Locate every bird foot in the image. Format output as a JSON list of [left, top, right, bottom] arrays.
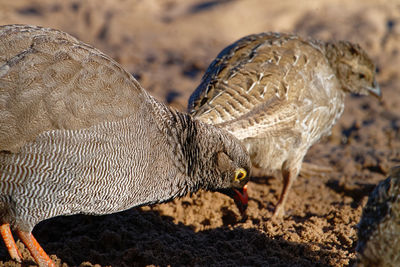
[[271, 203, 285, 219], [0, 223, 22, 262], [16, 230, 56, 267]]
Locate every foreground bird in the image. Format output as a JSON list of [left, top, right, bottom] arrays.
[[188, 32, 380, 217], [0, 25, 251, 266], [357, 166, 400, 267]]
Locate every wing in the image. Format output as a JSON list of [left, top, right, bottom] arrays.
[[188, 32, 329, 140], [0, 25, 146, 152], [217, 97, 299, 140]]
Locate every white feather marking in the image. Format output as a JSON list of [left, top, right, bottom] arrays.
[[208, 91, 223, 105], [261, 84, 268, 98], [275, 55, 281, 65], [0, 64, 10, 78], [293, 55, 299, 66], [247, 81, 257, 93], [199, 106, 214, 116]]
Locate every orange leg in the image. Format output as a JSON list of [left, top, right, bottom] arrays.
[[16, 230, 55, 267], [0, 223, 22, 262]]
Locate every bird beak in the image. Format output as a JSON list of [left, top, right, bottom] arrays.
[[233, 184, 248, 216], [366, 79, 382, 99], [217, 184, 248, 216]]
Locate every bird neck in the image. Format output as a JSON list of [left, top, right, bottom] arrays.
[[147, 94, 221, 193], [323, 41, 353, 91], [323, 42, 341, 69]]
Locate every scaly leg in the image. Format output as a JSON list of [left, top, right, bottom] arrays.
[[0, 223, 22, 262], [272, 161, 298, 218], [16, 230, 55, 267]]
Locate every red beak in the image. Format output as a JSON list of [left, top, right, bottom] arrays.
[[233, 184, 248, 215]]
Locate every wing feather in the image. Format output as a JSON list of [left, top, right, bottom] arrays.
[[189, 32, 328, 139], [0, 25, 146, 152]]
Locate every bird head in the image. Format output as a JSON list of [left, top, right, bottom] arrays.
[[327, 41, 381, 99], [180, 117, 251, 216], [205, 127, 251, 216], [214, 151, 250, 215]]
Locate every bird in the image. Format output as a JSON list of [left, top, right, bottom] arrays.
[[0, 24, 251, 267], [356, 166, 400, 267], [188, 32, 380, 218]]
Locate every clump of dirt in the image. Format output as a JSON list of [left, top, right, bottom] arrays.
[[0, 0, 399, 266]]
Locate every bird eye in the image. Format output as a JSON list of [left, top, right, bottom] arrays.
[[234, 168, 247, 181], [358, 73, 366, 79]]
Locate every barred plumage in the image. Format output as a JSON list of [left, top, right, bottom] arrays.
[[357, 166, 400, 266], [0, 24, 251, 266]]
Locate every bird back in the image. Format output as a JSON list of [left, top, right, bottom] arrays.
[[0, 25, 146, 152]]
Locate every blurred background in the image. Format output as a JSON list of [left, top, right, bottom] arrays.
[[0, 0, 399, 266], [1, 0, 398, 110]]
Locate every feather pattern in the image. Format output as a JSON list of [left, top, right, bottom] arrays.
[[189, 32, 379, 216], [0, 25, 251, 266]]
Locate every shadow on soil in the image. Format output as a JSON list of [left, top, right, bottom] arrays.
[[0, 207, 337, 266]]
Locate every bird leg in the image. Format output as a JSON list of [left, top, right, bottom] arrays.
[[16, 230, 55, 267], [272, 161, 296, 218], [0, 223, 22, 262]]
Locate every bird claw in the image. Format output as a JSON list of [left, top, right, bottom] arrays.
[[272, 205, 285, 219], [0, 223, 22, 262], [16, 230, 56, 267]]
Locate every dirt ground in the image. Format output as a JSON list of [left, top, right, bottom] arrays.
[[0, 0, 399, 266]]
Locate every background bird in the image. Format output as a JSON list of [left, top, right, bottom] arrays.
[[188, 32, 380, 218], [0, 24, 251, 266], [356, 166, 400, 267]]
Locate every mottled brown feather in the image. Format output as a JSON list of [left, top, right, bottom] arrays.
[[188, 32, 379, 216]]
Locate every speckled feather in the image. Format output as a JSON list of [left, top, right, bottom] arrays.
[[0, 25, 251, 235], [357, 166, 400, 267], [188, 32, 379, 215]]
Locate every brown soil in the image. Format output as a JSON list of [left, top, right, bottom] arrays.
[[0, 0, 399, 266]]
